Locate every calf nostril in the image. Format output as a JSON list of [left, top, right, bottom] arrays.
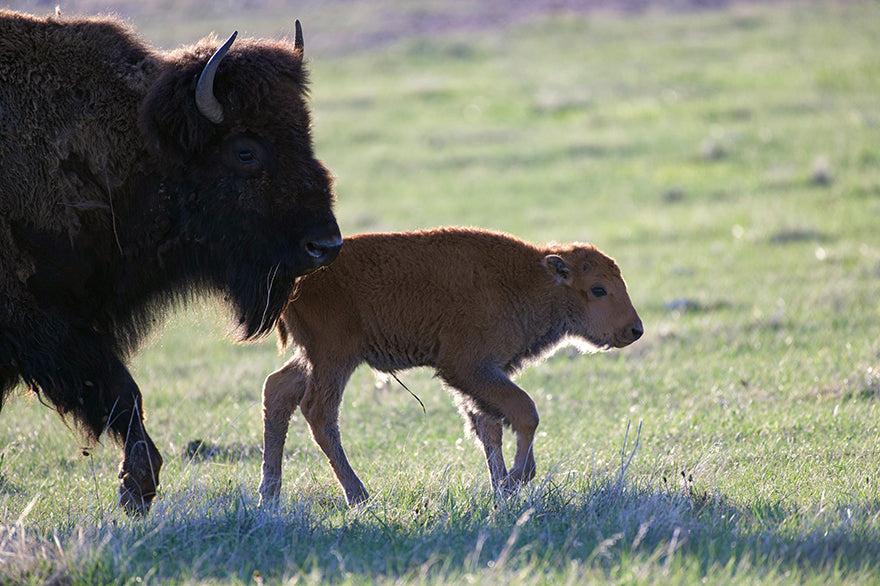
[[631, 325, 644, 340]]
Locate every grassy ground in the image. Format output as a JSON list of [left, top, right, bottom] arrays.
[[2, 0, 880, 583]]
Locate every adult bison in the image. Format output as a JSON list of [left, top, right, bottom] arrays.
[[0, 10, 342, 514], [259, 227, 642, 506]]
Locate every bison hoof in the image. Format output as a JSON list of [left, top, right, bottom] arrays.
[[118, 473, 157, 516]]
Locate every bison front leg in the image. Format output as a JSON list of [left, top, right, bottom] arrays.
[[104, 358, 163, 516], [5, 313, 161, 515], [260, 356, 310, 504], [299, 369, 367, 506]]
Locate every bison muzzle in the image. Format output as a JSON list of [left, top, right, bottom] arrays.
[[259, 227, 642, 506]]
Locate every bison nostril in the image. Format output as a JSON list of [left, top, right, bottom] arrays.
[[305, 235, 343, 263]]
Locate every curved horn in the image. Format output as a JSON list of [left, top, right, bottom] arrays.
[[294, 20, 303, 53], [195, 30, 238, 124]]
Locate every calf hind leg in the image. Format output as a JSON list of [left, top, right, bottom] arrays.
[[260, 354, 310, 504]]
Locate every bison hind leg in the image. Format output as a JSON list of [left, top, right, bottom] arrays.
[[0, 363, 18, 413]]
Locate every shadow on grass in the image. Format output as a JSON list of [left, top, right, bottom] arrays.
[[4, 470, 879, 584], [182, 438, 262, 463]]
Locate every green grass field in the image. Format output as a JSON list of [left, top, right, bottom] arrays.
[[2, 1, 880, 583]]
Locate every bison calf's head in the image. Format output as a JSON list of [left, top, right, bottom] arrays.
[[542, 246, 643, 350]]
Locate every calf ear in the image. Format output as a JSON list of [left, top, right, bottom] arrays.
[[543, 254, 571, 284]]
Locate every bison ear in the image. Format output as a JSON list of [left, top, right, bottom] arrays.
[[141, 68, 218, 161], [543, 254, 571, 284], [140, 36, 236, 161]]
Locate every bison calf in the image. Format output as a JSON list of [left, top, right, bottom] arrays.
[[260, 227, 643, 505]]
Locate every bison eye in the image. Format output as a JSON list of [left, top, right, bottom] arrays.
[[222, 135, 271, 176], [591, 286, 608, 298]]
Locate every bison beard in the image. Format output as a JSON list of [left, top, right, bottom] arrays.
[[0, 11, 341, 514], [222, 253, 305, 341]]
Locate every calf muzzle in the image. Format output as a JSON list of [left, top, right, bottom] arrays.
[[613, 318, 644, 348], [630, 320, 644, 342]]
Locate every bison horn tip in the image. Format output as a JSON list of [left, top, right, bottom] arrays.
[[294, 20, 304, 53], [195, 30, 238, 124]]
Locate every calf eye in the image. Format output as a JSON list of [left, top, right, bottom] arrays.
[[591, 286, 607, 298], [238, 150, 256, 164]]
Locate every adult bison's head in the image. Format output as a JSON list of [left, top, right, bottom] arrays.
[[543, 244, 643, 350], [139, 22, 341, 339]]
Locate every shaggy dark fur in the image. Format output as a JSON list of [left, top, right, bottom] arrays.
[[0, 10, 341, 514]]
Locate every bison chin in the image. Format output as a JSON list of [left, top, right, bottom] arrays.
[[226, 263, 299, 341], [224, 234, 342, 341]]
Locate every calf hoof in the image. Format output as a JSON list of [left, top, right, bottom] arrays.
[[258, 481, 282, 507], [344, 485, 369, 507], [259, 493, 279, 507], [501, 463, 537, 492], [498, 476, 522, 495]]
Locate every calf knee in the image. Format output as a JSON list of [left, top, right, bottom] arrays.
[[510, 398, 539, 436], [263, 358, 310, 411]]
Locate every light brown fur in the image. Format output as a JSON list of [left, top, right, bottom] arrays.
[[260, 227, 643, 505]]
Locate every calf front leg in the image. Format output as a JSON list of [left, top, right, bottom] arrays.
[[458, 398, 507, 490], [299, 368, 366, 506], [446, 364, 538, 491], [259, 355, 310, 504]]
